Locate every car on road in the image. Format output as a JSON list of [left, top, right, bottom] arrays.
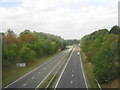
[[77, 52, 80, 56]]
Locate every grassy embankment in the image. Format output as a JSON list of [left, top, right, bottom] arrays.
[[80, 49, 99, 88], [100, 78, 120, 88], [80, 48, 119, 88], [2, 52, 60, 87]]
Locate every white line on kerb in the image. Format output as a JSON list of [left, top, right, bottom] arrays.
[[79, 49, 88, 89], [5, 52, 62, 88], [35, 51, 68, 89], [55, 47, 75, 88], [22, 83, 27, 87], [45, 54, 67, 88], [32, 77, 35, 79]]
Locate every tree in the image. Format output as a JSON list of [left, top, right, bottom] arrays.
[[20, 30, 36, 44], [51, 42, 59, 53], [32, 37, 44, 57], [109, 25, 120, 34], [3, 44, 18, 62], [93, 34, 118, 83], [19, 46, 36, 63], [80, 27, 119, 83]]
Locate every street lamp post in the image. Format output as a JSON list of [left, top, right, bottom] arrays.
[[118, 1, 120, 27]]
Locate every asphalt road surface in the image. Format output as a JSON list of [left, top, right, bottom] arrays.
[[4, 48, 71, 89], [56, 46, 88, 88]]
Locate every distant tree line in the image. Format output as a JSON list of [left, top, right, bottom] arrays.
[[80, 25, 120, 83], [1, 29, 66, 64], [66, 39, 79, 45]]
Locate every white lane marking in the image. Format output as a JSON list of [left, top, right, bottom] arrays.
[[95, 79, 102, 90], [71, 81, 73, 84], [46, 54, 67, 88], [72, 75, 74, 77], [79, 49, 88, 89], [35, 51, 69, 89], [32, 77, 35, 79], [23, 83, 27, 87], [5, 52, 62, 88], [55, 47, 75, 88]]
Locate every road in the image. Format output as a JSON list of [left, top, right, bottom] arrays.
[[56, 45, 88, 88], [4, 48, 71, 89]]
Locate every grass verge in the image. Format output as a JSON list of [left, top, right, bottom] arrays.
[[2, 52, 60, 87], [100, 78, 120, 88], [80, 49, 99, 88], [39, 74, 54, 89], [38, 46, 74, 89]]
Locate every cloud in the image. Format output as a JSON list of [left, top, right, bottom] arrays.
[[0, 0, 119, 39]]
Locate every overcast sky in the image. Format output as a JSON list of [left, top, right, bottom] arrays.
[[0, 0, 119, 39]]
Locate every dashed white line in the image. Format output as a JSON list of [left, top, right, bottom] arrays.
[[23, 83, 27, 87], [72, 75, 74, 77], [32, 77, 35, 79], [5, 52, 61, 88], [55, 47, 75, 88], [71, 81, 73, 84], [36, 54, 67, 90]]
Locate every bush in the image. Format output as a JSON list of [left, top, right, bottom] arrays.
[[19, 46, 37, 63]]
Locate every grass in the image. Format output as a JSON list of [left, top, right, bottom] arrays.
[[80, 49, 99, 88], [38, 74, 54, 89], [80, 48, 120, 89], [2, 52, 60, 87], [38, 47, 74, 89], [100, 78, 120, 88]]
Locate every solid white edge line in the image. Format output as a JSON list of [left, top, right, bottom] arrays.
[[95, 79, 102, 90], [22, 83, 27, 87], [79, 48, 88, 89], [35, 51, 69, 90], [45, 52, 67, 88], [45, 47, 73, 88], [32, 77, 35, 79], [54, 47, 75, 89], [5, 52, 62, 88]]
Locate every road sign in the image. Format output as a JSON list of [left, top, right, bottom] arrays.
[[16, 63, 26, 67]]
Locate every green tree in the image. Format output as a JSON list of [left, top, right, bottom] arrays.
[[109, 25, 120, 34], [51, 42, 59, 53], [19, 46, 36, 63], [3, 44, 18, 62], [93, 35, 118, 83]]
